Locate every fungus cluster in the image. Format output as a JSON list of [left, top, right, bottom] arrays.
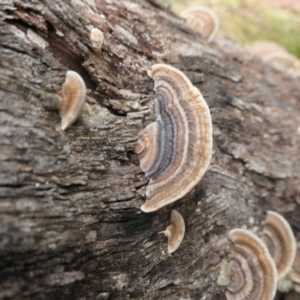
[[180, 7, 219, 42], [218, 229, 277, 300], [135, 64, 213, 213], [219, 211, 300, 298], [44, 71, 86, 130]]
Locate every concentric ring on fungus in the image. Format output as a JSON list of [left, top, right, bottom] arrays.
[[260, 211, 297, 279], [135, 64, 213, 212], [180, 7, 219, 42], [218, 229, 277, 300]]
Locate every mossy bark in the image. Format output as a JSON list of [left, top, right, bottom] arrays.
[[0, 0, 300, 299]]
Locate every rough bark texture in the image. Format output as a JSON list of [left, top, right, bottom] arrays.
[[1, 0, 300, 299]]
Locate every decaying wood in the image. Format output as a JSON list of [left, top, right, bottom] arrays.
[[1, 0, 300, 299]]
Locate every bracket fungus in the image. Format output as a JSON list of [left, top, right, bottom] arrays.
[[180, 7, 219, 42], [44, 71, 86, 130], [264, 52, 300, 73], [218, 229, 277, 300], [260, 211, 297, 279], [291, 243, 300, 284], [161, 209, 185, 254], [248, 40, 286, 59], [248, 40, 300, 73], [135, 64, 213, 212]]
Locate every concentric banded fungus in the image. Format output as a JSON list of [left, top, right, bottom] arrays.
[[248, 41, 300, 73], [248, 41, 286, 59], [135, 64, 213, 212], [264, 52, 300, 72], [44, 71, 86, 130], [180, 7, 219, 42], [161, 209, 185, 254], [260, 211, 297, 279], [220, 229, 277, 300], [291, 243, 300, 284]]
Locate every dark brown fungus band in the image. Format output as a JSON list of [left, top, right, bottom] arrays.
[[218, 229, 277, 300], [135, 64, 213, 212], [180, 7, 219, 42], [161, 209, 185, 254], [260, 211, 297, 279]]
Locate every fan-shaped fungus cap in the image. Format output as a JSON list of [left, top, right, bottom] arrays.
[[264, 52, 300, 72], [260, 211, 297, 279], [248, 41, 300, 73], [56, 71, 86, 130], [162, 210, 185, 254], [136, 64, 212, 213], [219, 229, 277, 300], [90, 28, 104, 48], [248, 40, 286, 59], [180, 7, 219, 42], [291, 243, 300, 284]]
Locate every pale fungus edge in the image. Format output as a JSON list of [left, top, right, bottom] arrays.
[[162, 209, 185, 254], [263, 211, 297, 280], [60, 70, 87, 131]]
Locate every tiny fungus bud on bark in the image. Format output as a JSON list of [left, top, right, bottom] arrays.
[[180, 7, 219, 42], [219, 229, 277, 300], [44, 71, 86, 130], [291, 243, 300, 284], [161, 210, 185, 254], [260, 211, 297, 279], [90, 28, 104, 48], [136, 64, 213, 212]]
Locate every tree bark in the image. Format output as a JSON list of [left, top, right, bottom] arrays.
[[1, 0, 300, 299]]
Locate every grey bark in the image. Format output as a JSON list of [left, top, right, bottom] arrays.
[[0, 0, 300, 299]]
